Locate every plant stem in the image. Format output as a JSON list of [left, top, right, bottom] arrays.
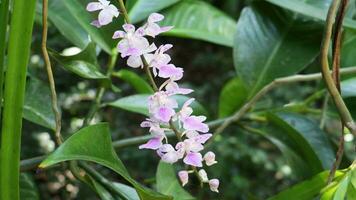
[[42, 0, 62, 145], [83, 53, 118, 126], [0, 0, 36, 198], [117, 0, 130, 24], [0, 0, 9, 124], [209, 66, 356, 144], [321, 0, 356, 136]]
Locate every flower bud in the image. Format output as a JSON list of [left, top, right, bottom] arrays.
[[178, 170, 189, 186], [209, 179, 219, 193], [198, 169, 209, 182], [204, 151, 217, 166]]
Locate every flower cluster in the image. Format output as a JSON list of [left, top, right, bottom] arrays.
[[87, 0, 219, 192]]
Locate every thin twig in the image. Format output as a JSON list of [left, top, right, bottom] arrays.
[[326, 0, 349, 185], [209, 66, 356, 144], [320, 0, 356, 136], [42, 0, 62, 145]]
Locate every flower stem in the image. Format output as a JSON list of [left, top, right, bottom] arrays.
[[320, 0, 356, 136], [0, 0, 36, 198], [0, 0, 10, 123], [42, 0, 62, 145]]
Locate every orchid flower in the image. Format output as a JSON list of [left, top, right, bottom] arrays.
[[86, 0, 119, 27]]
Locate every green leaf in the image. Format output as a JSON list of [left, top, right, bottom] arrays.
[[156, 162, 195, 200], [23, 77, 56, 130], [233, 2, 323, 97], [42, 0, 89, 48], [268, 113, 335, 172], [108, 94, 208, 117], [47, 0, 120, 53], [160, 0, 236, 47], [112, 70, 153, 94], [20, 174, 40, 200], [218, 77, 247, 117], [341, 29, 356, 67], [347, 183, 356, 200], [265, 0, 356, 30], [128, 0, 180, 23], [49, 43, 108, 81], [341, 78, 356, 98], [268, 171, 343, 200], [112, 183, 140, 200], [333, 175, 350, 200], [39, 123, 172, 200]]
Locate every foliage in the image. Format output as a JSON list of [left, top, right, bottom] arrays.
[[0, 0, 356, 199]]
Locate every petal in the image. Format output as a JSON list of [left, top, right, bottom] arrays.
[[145, 23, 163, 37], [86, 2, 104, 11], [98, 9, 114, 25], [183, 152, 203, 167], [193, 133, 212, 144], [158, 64, 183, 80], [161, 44, 173, 52], [90, 20, 102, 28], [123, 24, 135, 33], [178, 171, 189, 186], [127, 55, 143, 68], [198, 169, 209, 182], [154, 107, 175, 122], [148, 13, 164, 22], [138, 137, 163, 150], [209, 179, 219, 193], [160, 26, 174, 33], [107, 5, 119, 17], [183, 116, 209, 133], [204, 151, 217, 166], [112, 30, 125, 39]]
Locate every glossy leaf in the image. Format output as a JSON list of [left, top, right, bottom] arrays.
[[333, 175, 350, 200], [218, 77, 247, 117], [20, 174, 40, 200], [108, 94, 208, 117], [268, 113, 334, 171], [112, 70, 153, 94], [269, 171, 343, 200], [233, 2, 323, 96], [266, 0, 356, 29], [44, 0, 89, 48], [128, 0, 180, 23], [23, 77, 56, 130], [341, 78, 356, 98], [49, 43, 108, 81], [341, 29, 356, 67], [156, 162, 195, 200], [39, 123, 171, 200], [46, 0, 119, 53], [112, 183, 140, 200], [160, 0, 236, 47]]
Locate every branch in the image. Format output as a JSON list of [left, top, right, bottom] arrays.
[[210, 66, 356, 142], [42, 0, 62, 145], [320, 0, 356, 136]]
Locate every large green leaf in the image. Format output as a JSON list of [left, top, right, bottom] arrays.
[[49, 43, 108, 81], [112, 183, 140, 200], [112, 70, 153, 94], [341, 78, 356, 98], [268, 113, 335, 171], [46, 0, 120, 53], [233, 2, 323, 97], [156, 162, 195, 200], [268, 171, 344, 200], [44, 0, 89, 48], [20, 174, 40, 200], [218, 77, 247, 117], [128, 0, 180, 23], [23, 77, 55, 130], [265, 0, 356, 29], [108, 94, 208, 117], [160, 0, 236, 47], [39, 123, 172, 200], [341, 29, 356, 68]]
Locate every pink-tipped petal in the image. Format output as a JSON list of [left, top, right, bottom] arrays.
[[183, 152, 203, 167], [86, 2, 104, 11], [154, 107, 175, 122], [178, 171, 189, 186], [148, 13, 164, 22], [112, 30, 125, 39], [139, 137, 163, 150], [209, 179, 219, 193], [90, 20, 102, 28]]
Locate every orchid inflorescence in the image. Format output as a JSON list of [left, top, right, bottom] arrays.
[[86, 0, 219, 193]]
